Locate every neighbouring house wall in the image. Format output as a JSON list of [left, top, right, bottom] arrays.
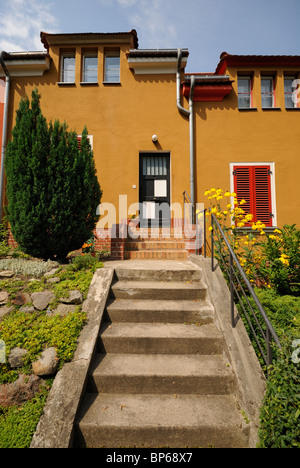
[[193, 66, 300, 228]]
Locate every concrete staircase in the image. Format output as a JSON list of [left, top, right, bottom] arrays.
[[75, 261, 250, 448]]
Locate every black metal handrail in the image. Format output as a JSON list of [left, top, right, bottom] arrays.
[[210, 213, 281, 368]]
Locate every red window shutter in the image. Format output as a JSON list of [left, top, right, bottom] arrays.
[[233, 165, 273, 227], [253, 166, 272, 227], [77, 136, 82, 151]]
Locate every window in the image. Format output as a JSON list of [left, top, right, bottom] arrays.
[[261, 77, 275, 108], [61, 53, 75, 83], [82, 54, 98, 83], [77, 135, 93, 150], [238, 77, 252, 108], [232, 164, 275, 227], [284, 76, 298, 108], [104, 50, 120, 83]]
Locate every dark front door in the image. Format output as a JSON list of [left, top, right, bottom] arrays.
[[139, 153, 171, 228]]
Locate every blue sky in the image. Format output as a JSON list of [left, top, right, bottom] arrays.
[[0, 0, 299, 72]]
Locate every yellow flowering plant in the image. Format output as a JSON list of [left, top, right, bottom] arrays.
[[203, 189, 300, 295]]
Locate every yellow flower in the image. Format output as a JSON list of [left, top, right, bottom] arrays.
[[240, 199, 247, 205], [204, 190, 211, 196], [224, 192, 231, 197], [209, 226, 213, 232]]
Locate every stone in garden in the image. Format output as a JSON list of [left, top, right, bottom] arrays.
[[19, 305, 35, 313], [59, 290, 83, 305], [0, 374, 44, 407], [0, 305, 14, 320], [31, 290, 55, 311], [8, 347, 29, 368], [44, 268, 59, 278], [0, 291, 9, 305], [32, 347, 59, 376], [46, 277, 60, 284], [52, 303, 76, 317], [0, 270, 14, 278], [13, 292, 31, 306]]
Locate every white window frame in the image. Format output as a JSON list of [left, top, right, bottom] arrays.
[[82, 53, 98, 84], [238, 76, 253, 109], [77, 134, 93, 149], [103, 50, 120, 83], [261, 76, 275, 109], [229, 162, 277, 228], [60, 53, 76, 83]]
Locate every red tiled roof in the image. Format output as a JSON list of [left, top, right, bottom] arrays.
[[216, 52, 300, 74]]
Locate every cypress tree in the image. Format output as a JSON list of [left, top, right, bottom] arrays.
[[5, 89, 102, 261]]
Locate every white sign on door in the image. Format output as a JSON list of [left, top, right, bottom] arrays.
[[154, 180, 167, 198]]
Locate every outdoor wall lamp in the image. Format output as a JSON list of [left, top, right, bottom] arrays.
[[152, 135, 158, 143]]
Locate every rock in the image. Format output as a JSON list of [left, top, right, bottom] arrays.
[[31, 290, 55, 311], [8, 347, 29, 368], [0, 374, 45, 407], [46, 277, 60, 284], [50, 303, 76, 317], [44, 268, 59, 278], [32, 347, 59, 376], [59, 290, 83, 305], [19, 305, 35, 313], [13, 292, 31, 306], [0, 270, 14, 278], [0, 305, 14, 320], [0, 291, 9, 305]]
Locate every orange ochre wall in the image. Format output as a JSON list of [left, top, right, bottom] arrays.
[[6, 45, 300, 230]]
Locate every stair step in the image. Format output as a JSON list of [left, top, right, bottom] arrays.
[[126, 241, 186, 251], [111, 280, 207, 300], [124, 250, 189, 260], [99, 322, 224, 355], [76, 393, 249, 448], [88, 353, 236, 395], [113, 262, 202, 282], [106, 299, 214, 324]]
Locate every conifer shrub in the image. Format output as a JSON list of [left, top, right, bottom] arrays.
[[5, 89, 102, 261]]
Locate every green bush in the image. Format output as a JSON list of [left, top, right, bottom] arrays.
[[5, 89, 102, 261], [258, 344, 300, 448]]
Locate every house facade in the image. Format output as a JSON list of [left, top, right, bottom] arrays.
[[0, 30, 299, 257]]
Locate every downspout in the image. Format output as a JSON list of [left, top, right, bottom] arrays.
[[189, 74, 196, 224], [177, 49, 195, 222], [0, 51, 10, 220]]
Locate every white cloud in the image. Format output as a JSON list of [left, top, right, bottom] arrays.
[[0, 0, 59, 52], [120, 0, 179, 48]]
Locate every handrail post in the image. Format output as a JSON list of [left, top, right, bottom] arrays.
[[266, 328, 273, 367], [203, 208, 207, 258], [211, 214, 214, 271], [230, 253, 235, 328]]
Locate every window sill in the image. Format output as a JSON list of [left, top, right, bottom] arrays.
[[262, 107, 281, 111], [57, 82, 76, 86], [238, 107, 258, 111], [80, 82, 99, 86], [285, 107, 300, 111], [103, 81, 121, 85]]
